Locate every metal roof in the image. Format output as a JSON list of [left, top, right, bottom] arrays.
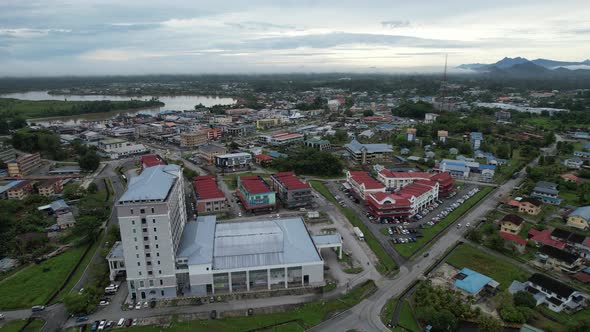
[[176, 216, 322, 271], [345, 139, 393, 154], [312, 234, 342, 246], [570, 206, 590, 220], [118, 164, 181, 203], [454, 267, 497, 293]]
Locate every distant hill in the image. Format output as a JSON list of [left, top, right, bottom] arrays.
[[457, 57, 590, 77]]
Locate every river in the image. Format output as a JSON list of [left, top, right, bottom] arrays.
[[1, 91, 236, 125]]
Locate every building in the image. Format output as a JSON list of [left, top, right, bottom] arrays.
[[453, 267, 499, 296], [377, 170, 454, 197], [499, 232, 528, 253], [518, 197, 542, 215], [344, 139, 393, 164], [225, 124, 255, 138], [366, 180, 439, 221], [180, 130, 208, 148], [0, 143, 16, 163], [7, 153, 41, 177], [225, 108, 254, 116], [215, 153, 252, 172], [437, 130, 448, 143], [98, 139, 147, 159], [193, 176, 227, 214], [304, 138, 331, 151], [500, 214, 525, 234], [174, 216, 325, 296], [205, 128, 222, 141], [268, 133, 304, 146], [495, 110, 511, 121], [536, 245, 583, 274], [270, 172, 313, 209], [564, 157, 584, 169], [140, 154, 166, 170], [509, 274, 588, 313], [37, 178, 63, 196], [210, 115, 232, 124], [57, 212, 76, 230], [236, 176, 276, 212], [197, 144, 227, 164], [531, 181, 561, 205], [567, 206, 590, 230], [346, 171, 385, 200], [574, 151, 590, 159], [256, 118, 282, 129], [254, 154, 273, 167], [528, 229, 566, 250], [406, 128, 417, 142], [561, 173, 582, 184], [470, 132, 483, 150], [6, 180, 32, 200], [424, 113, 439, 124], [116, 164, 187, 300]]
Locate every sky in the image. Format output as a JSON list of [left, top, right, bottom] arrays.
[[1, 0, 590, 76]]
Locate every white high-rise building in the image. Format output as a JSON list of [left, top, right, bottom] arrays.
[[116, 165, 186, 300]]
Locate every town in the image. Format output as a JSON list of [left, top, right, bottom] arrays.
[[0, 74, 589, 332]]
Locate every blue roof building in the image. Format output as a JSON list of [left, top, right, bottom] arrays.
[[454, 267, 499, 295], [470, 132, 484, 150]]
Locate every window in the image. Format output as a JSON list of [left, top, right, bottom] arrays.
[[136, 254, 139, 258], [147, 261, 152, 266], [140, 209, 145, 214], [144, 245, 150, 249], [157, 260, 160, 265], [143, 236, 148, 241], [131, 220, 135, 225], [139, 281, 144, 287], [151, 207, 155, 213], [141, 218, 146, 224], [142, 228, 147, 233], [159, 270, 162, 274], [161, 290, 164, 296], [131, 208, 134, 215], [155, 236, 158, 240], [135, 246, 138, 250], [134, 237, 137, 242], [137, 262, 141, 266], [156, 253, 160, 257], [149, 280, 154, 287], [148, 271, 153, 275], [153, 227, 157, 232], [146, 253, 151, 258], [152, 219, 156, 224], [138, 272, 142, 276], [155, 244, 159, 249], [133, 229, 136, 234], [160, 280, 163, 286]]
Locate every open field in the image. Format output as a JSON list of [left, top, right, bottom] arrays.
[[445, 243, 530, 287], [0, 246, 87, 310], [310, 180, 397, 274], [393, 187, 494, 258], [0, 319, 44, 332], [118, 280, 376, 332]]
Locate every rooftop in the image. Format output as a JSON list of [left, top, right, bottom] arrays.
[[454, 267, 498, 294], [118, 164, 181, 203], [239, 176, 272, 194], [529, 273, 575, 299], [570, 206, 590, 221], [271, 172, 310, 190], [140, 154, 166, 168], [176, 216, 322, 270], [348, 171, 385, 190], [194, 176, 225, 200], [538, 245, 579, 264], [345, 139, 393, 154]]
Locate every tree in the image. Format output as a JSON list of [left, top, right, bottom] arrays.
[[87, 182, 98, 194], [64, 293, 90, 315], [513, 291, 536, 308], [459, 143, 472, 155], [478, 314, 503, 332], [79, 149, 100, 172], [363, 109, 374, 117], [73, 216, 102, 243], [496, 144, 510, 159]]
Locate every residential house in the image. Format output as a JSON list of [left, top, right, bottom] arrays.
[[406, 128, 417, 142], [574, 151, 590, 159], [528, 229, 566, 249], [254, 154, 273, 167], [500, 214, 525, 234], [57, 212, 76, 229], [536, 245, 583, 274], [304, 138, 331, 151], [499, 232, 528, 253], [438, 130, 448, 143], [561, 173, 582, 184], [509, 273, 588, 313], [564, 157, 584, 169], [519, 197, 542, 215], [531, 181, 561, 205], [37, 178, 63, 196], [567, 206, 590, 230], [453, 267, 499, 296], [6, 180, 32, 200], [424, 113, 439, 124]]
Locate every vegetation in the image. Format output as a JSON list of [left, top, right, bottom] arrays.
[[310, 181, 397, 274], [0, 319, 45, 332], [118, 280, 376, 332], [11, 128, 67, 160], [393, 187, 493, 258], [445, 243, 531, 287], [272, 148, 344, 177]]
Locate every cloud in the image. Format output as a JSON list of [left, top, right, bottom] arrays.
[[79, 48, 168, 61], [0, 28, 71, 38], [381, 20, 411, 28], [225, 21, 295, 31]]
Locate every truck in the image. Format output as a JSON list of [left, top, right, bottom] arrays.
[[353, 227, 364, 241]]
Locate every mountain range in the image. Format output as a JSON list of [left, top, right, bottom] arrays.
[[457, 57, 590, 71]]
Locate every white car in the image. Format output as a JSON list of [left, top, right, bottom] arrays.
[[135, 302, 142, 310], [0, 313, 4, 320], [466, 223, 471, 227], [99, 300, 109, 306], [98, 320, 106, 331], [457, 223, 462, 228]]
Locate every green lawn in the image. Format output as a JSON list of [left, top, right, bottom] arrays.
[[310, 181, 398, 275], [119, 280, 376, 332], [381, 299, 419, 332], [536, 305, 590, 330], [446, 243, 530, 288], [560, 190, 579, 206], [54, 238, 101, 303], [393, 187, 494, 258], [0, 246, 87, 310], [0, 319, 44, 332]]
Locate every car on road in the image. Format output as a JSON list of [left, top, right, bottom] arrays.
[[466, 222, 471, 227], [99, 300, 109, 306], [0, 313, 4, 320], [31, 305, 45, 312], [143, 301, 149, 308], [457, 223, 462, 228], [135, 302, 142, 310], [127, 303, 134, 309], [75, 316, 89, 323], [423, 252, 430, 257]]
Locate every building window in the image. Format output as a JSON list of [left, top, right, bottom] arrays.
[[135, 246, 138, 250], [152, 219, 156, 223], [141, 218, 147, 224], [131, 209, 134, 214], [148, 271, 153, 275], [137, 262, 141, 266], [147, 261, 152, 266], [139, 281, 144, 287], [149, 280, 154, 287], [134, 237, 137, 242], [136, 254, 139, 258], [155, 236, 158, 240], [155, 244, 159, 249], [160, 280, 163, 286], [159, 270, 162, 274], [151, 207, 155, 213], [132, 220, 135, 225], [153, 227, 157, 232], [161, 290, 164, 296], [157, 260, 160, 265], [133, 229, 136, 233], [156, 253, 160, 257], [143, 228, 147, 233], [146, 253, 151, 258], [143, 237, 148, 241], [140, 209, 145, 214], [138, 272, 142, 276], [145, 245, 150, 249]]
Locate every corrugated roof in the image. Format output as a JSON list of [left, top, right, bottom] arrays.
[[345, 139, 393, 154], [118, 164, 181, 203], [454, 267, 496, 293], [239, 176, 272, 194], [176, 216, 216, 265], [194, 176, 225, 200], [348, 171, 385, 190], [272, 172, 310, 190], [312, 234, 342, 246]]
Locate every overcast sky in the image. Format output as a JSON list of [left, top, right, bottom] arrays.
[[1, 0, 589, 76]]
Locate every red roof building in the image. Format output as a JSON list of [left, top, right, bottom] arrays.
[[377, 170, 454, 197], [528, 229, 567, 249], [193, 176, 227, 214], [346, 171, 386, 200], [140, 154, 166, 170], [255, 154, 273, 167], [236, 176, 276, 211], [366, 180, 439, 221], [270, 172, 313, 208]]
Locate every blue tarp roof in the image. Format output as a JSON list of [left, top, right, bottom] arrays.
[[454, 267, 496, 294]]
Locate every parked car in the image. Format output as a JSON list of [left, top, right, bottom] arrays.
[[106, 321, 114, 329], [31, 305, 45, 312], [97, 320, 106, 331], [135, 302, 142, 310], [0, 313, 5, 320], [143, 301, 148, 308], [125, 319, 133, 327], [117, 318, 125, 327], [132, 319, 138, 326], [423, 252, 430, 257], [76, 316, 89, 323], [90, 321, 99, 332]]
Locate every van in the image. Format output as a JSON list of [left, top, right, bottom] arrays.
[[31, 305, 45, 312], [117, 318, 125, 327]]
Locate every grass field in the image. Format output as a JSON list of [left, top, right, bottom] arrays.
[[0, 319, 44, 332], [118, 280, 376, 332], [53, 238, 101, 303], [381, 299, 420, 332], [0, 246, 87, 310], [393, 187, 494, 258], [445, 243, 530, 287], [310, 181, 397, 275]]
